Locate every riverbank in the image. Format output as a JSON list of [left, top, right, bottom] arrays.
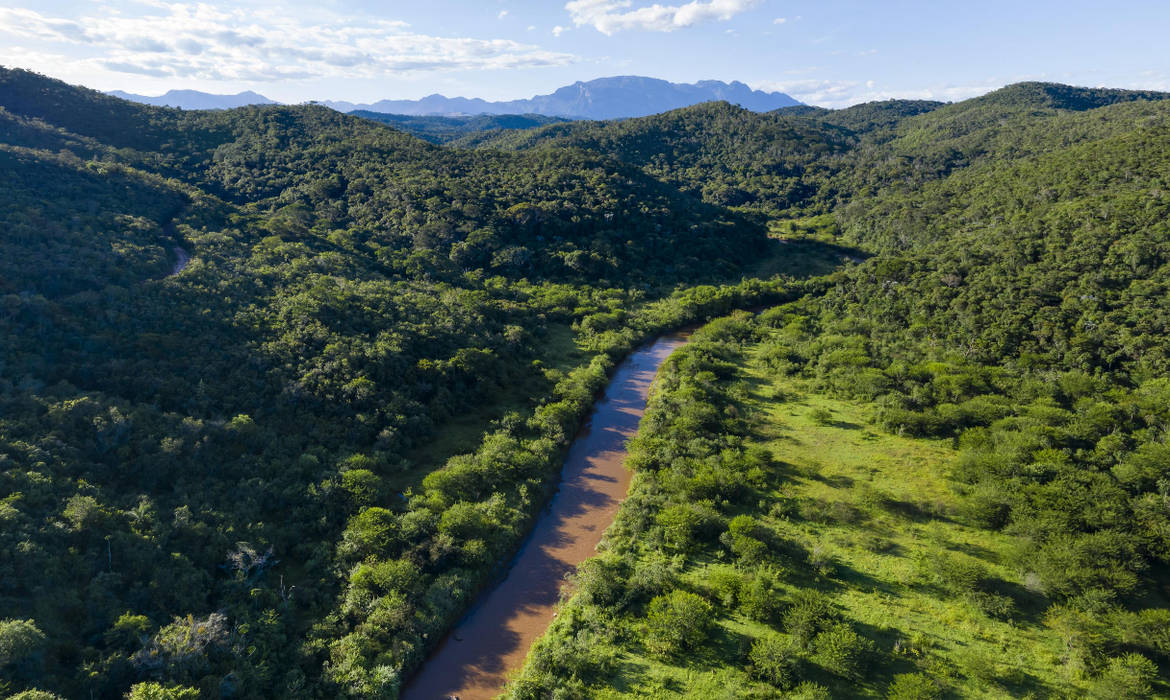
[[401, 331, 690, 700]]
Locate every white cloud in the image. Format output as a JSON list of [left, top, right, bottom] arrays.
[[499, 10, 509, 19], [0, 3, 576, 83], [752, 78, 999, 108], [553, 25, 569, 36], [528, 25, 537, 31], [566, 0, 762, 35], [773, 17, 785, 24]]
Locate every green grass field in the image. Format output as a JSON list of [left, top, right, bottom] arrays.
[[573, 333, 1092, 699]]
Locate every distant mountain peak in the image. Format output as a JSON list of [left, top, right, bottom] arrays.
[[324, 76, 800, 119], [106, 89, 277, 110]]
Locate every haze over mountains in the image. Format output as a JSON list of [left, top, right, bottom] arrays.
[[108, 76, 800, 118], [105, 89, 277, 110]]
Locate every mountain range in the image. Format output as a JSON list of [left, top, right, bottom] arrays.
[[108, 76, 800, 118], [105, 88, 276, 110]]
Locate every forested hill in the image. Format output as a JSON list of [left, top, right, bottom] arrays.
[[0, 66, 775, 700], [500, 84, 1170, 699], [5, 63, 1170, 700], [463, 82, 1170, 221], [348, 112, 572, 145]]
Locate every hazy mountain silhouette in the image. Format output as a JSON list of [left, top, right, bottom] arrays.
[[326, 76, 801, 118], [108, 76, 799, 117], [106, 89, 277, 110]]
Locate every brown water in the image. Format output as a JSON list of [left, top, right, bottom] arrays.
[[400, 331, 690, 700]]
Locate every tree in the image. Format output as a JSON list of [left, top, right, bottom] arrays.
[[125, 683, 201, 700], [886, 674, 941, 700], [0, 619, 45, 667], [644, 591, 714, 658], [749, 634, 799, 689]]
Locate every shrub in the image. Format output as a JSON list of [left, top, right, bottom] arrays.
[[644, 590, 715, 658], [810, 407, 834, 426], [784, 590, 834, 649], [788, 682, 832, 700], [812, 622, 873, 680], [808, 546, 836, 578], [626, 558, 679, 607], [886, 673, 941, 700], [739, 571, 783, 623], [657, 504, 704, 552], [707, 568, 744, 607], [730, 534, 769, 565], [126, 684, 201, 700], [349, 559, 420, 595], [341, 469, 385, 508], [749, 634, 799, 689], [340, 507, 399, 560], [0, 618, 45, 666], [1088, 653, 1158, 700], [575, 555, 629, 609]]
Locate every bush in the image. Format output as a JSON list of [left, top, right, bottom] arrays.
[[812, 622, 873, 680], [707, 568, 744, 607], [788, 682, 832, 700], [575, 555, 630, 609], [126, 684, 201, 700], [749, 634, 799, 689], [0, 618, 45, 666], [886, 673, 941, 700], [341, 469, 385, 508], [644, 590, 715, 658], [1088, 653, 1158, 700], [810, 407, 834, 426], [340, 507, 400, 560], [739, 571, 783, 623], [783, 590, 834, 649], [657, 504, 704, 552]]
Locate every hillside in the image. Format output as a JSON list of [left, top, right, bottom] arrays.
[[348, 111, 573, 145], [496, 82, 1170, 700], [4, 67, 1170, 700], [0, 67, 781, 700]]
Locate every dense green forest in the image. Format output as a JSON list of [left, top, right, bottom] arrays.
[[2, 64, 1170, 700], [503, 84, 1170, 698], [348, 112, 572, 145]]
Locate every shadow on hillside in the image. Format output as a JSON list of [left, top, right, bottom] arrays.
[[737, 237, 870, 281]]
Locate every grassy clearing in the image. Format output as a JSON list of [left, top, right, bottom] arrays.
[[586, 333, 1083, 699]]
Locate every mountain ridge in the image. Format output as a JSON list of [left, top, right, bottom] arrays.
[[106, 75, 800, 118], [325, 76, 801, 118], [105, 88, 277, 110]]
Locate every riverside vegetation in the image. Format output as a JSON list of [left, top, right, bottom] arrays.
[[1, 66, 1169, 699]]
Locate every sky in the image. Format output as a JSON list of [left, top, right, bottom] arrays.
[[0, 0, 1167, 108]]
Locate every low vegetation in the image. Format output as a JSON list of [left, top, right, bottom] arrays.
[[504, 313, 1170, 699]]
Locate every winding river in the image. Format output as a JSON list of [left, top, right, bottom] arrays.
[[400, 330, 691, 700]]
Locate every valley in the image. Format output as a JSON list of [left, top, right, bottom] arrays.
[[1, 66, 1169, 700]]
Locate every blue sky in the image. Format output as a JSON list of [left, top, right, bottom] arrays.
[[1, 0, 1167, 107]]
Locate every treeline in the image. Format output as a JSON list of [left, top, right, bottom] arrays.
[[349, 112, 571, 145]]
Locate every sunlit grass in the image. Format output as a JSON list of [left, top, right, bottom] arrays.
[[590, 336, 1079, 699]]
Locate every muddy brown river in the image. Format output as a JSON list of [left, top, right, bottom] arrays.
[[400, 331, 690, 700]]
